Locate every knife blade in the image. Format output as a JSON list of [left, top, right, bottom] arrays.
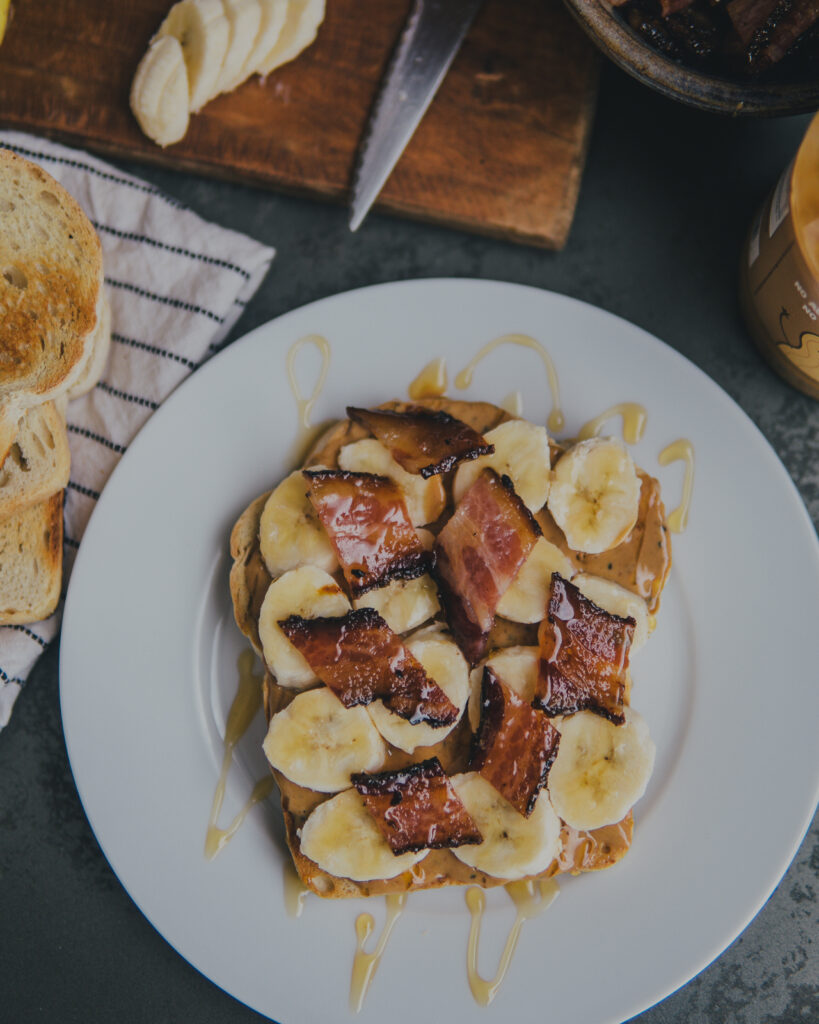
[[349, 0, 485, 232]]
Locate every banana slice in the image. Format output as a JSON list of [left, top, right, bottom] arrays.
[[215, 0, 263, 95], [452, 420, 551, 513], [158, 0, 230, 112], [450, 773, 561, 880], [367, 633, 468, 753], [548, 708, 655, 831], [573, 574, 650, 652], [496, 537, 575, 624], [353, 574, 439, 635], [258, 565, 350, 687], [259, 468, 338, 577], [467, 645, 540, 731], [130, 36, 190, 148], [263, 687, 386, 792], [238, 0, 288, 82], [299, 788, 427, 881], [337, 438, 445, 527], [256, 0, 325, 75], [547, 437, 640, 555]]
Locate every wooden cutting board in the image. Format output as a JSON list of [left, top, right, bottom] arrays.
[[0, 0, 599, 248]]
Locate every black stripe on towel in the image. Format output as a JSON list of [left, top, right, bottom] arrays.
[[96, 382, 160, 410], [92, 222, 252, 280], [0, 666, 26, 686], [105, 278, 224, 324], [6, 625, 49, 649], [66, 424, 128, 454], [2, 143, 187, 209], [112, 333, 197, 369], [67, 480, 101, 500]]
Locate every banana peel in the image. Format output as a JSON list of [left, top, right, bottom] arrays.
[[0, 0, 12, 46]]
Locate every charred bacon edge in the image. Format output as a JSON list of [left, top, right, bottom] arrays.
[[346, 405, 494, 479], [471, 666, 560, 817], [278, 607, 459, 726], [352, 757, 483, 854]]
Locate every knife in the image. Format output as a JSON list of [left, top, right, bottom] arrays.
[[349, 0, 485, 232]]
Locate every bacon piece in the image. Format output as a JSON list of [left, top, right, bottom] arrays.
[[346, 405, 493, 478], [352, 758, 482, 854], [535, 574, 633, 724], [433, 469, 541, 665], [278, 608, 458, 726], [303, 469, 430, 597], [471, 667, 560, 817]]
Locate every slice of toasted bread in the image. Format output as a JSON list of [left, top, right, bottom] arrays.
[[66, 290, 112, 400], [0, 403, 70, 519], [0, 148, 103, 408], [0, 491, 63, 625]]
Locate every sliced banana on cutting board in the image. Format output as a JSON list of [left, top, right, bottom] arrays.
[[257, 0, 325, 75], [258, 565, 350, 688], [157, 0, 230, 112], [337, 438, 446, 527], [547, 708, 655, 831], [130, 36, 190, 148], [452, 420, 551, 513], [548, 437, 641, 554], [216, 0, 263, 94], [299, 788, 427, 881], [573, 573, 651, 652], [259, 468, 338, 577], [131, 0, 325, 146], [496, 536, 575, 624], [263, 686, 386, 792], [367, 633, 469, 753], [450, 773, 561, 881]]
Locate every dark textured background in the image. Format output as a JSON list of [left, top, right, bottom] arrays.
[[1, 61, 817, 1024]]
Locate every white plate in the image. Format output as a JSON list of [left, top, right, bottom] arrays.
[[60, 279, 819, 1024]]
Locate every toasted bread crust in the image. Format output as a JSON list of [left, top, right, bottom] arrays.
[[0, 490, 63, 625], [0, 148, 103, 402]]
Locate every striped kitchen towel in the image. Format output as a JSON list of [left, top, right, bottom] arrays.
[[0, 131, 274, 729]]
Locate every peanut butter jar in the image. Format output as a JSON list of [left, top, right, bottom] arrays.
[[740, 113, 819, 400]]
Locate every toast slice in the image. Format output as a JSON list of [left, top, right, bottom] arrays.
[[0, 403, 70, 519], [0, 491, 63, 625], [66, 290, 112, 400], [0, 148, 103, 403]]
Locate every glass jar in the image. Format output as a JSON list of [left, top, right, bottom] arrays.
[[739, 113, 819, 400]]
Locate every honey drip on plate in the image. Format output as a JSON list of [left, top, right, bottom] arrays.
[[408, 357, 448, 399], [350, 893, 407, 1013], [283, 860, 309, 919], [658, 439, 695, 533], [465, 879, 559, 1007], [205, 650, 274, 860], [454, 334, 564, 433], [578, 402, 647, 445], [286, 334, 331, 464]]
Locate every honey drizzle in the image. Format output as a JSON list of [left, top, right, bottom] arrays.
[[465, 879, 559, 1006], [350, 894, 407, 1013], [658, 439, 695, 533], [204, 649, 270, 860], [408, 357, 448, 399], [454, 334, 564, 433], [578, 402, 647, 445], [283, 860, 309, 919], [286, 334, 331, 429]]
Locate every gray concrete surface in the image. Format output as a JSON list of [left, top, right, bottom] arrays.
[[1, 61, 817, 1024]]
